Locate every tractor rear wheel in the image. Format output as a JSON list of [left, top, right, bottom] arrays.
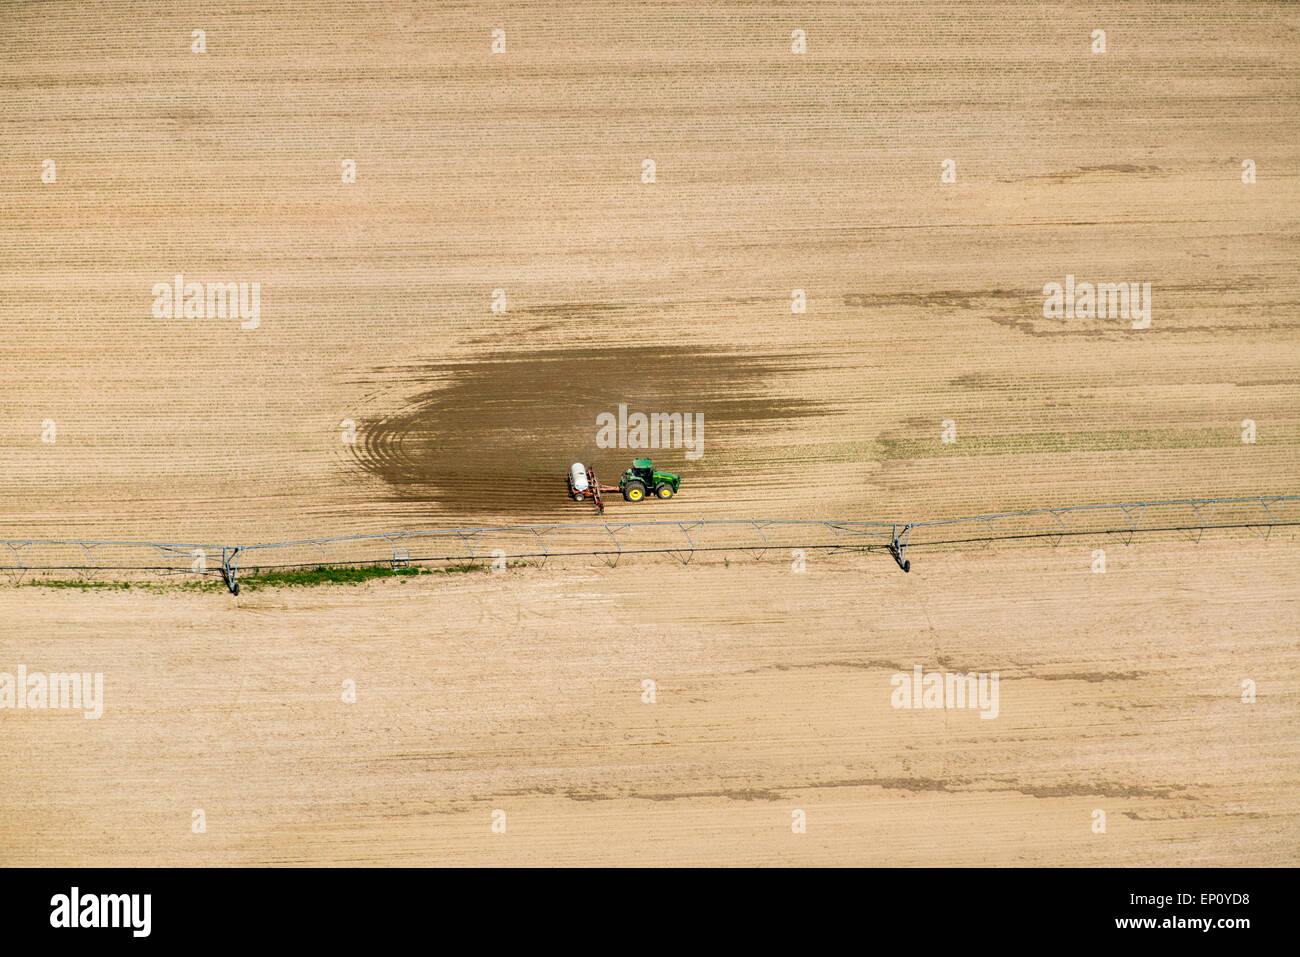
[[623, 481, 646, 502], [654, 483, 674, 499]]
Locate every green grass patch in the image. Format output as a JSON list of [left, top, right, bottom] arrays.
[[238, 564, 465, 590], [27, 579, 134, 590], [878, 428, 1297, 460], [26, 578, 225, 592], [235, 561, 530, 590], [20, 561, 532, 592]]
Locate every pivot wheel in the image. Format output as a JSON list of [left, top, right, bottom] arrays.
[[654, 483, 674, 499], [623, 480, 646, 502]]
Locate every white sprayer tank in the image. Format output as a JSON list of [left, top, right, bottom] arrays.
[[570, 463, 589, 492]]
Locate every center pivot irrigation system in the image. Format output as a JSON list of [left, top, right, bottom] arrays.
[[1, 495, 1295, 595]]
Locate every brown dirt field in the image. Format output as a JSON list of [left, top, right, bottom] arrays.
[[1, 538, 1296, 867], [1, 1, 1297, 866], [1, 0, 1297, 540]]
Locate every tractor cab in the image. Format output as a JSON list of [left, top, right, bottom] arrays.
[[628, 459, 656, 485]]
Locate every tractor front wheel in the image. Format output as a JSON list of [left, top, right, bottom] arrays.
[[654, 483, 674, 499], [623, 481, 646, 502]]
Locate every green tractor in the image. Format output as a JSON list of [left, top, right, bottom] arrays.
[[620, 459, 680, 502]]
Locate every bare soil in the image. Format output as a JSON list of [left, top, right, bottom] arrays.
[[0, 1, 1296, 865]]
